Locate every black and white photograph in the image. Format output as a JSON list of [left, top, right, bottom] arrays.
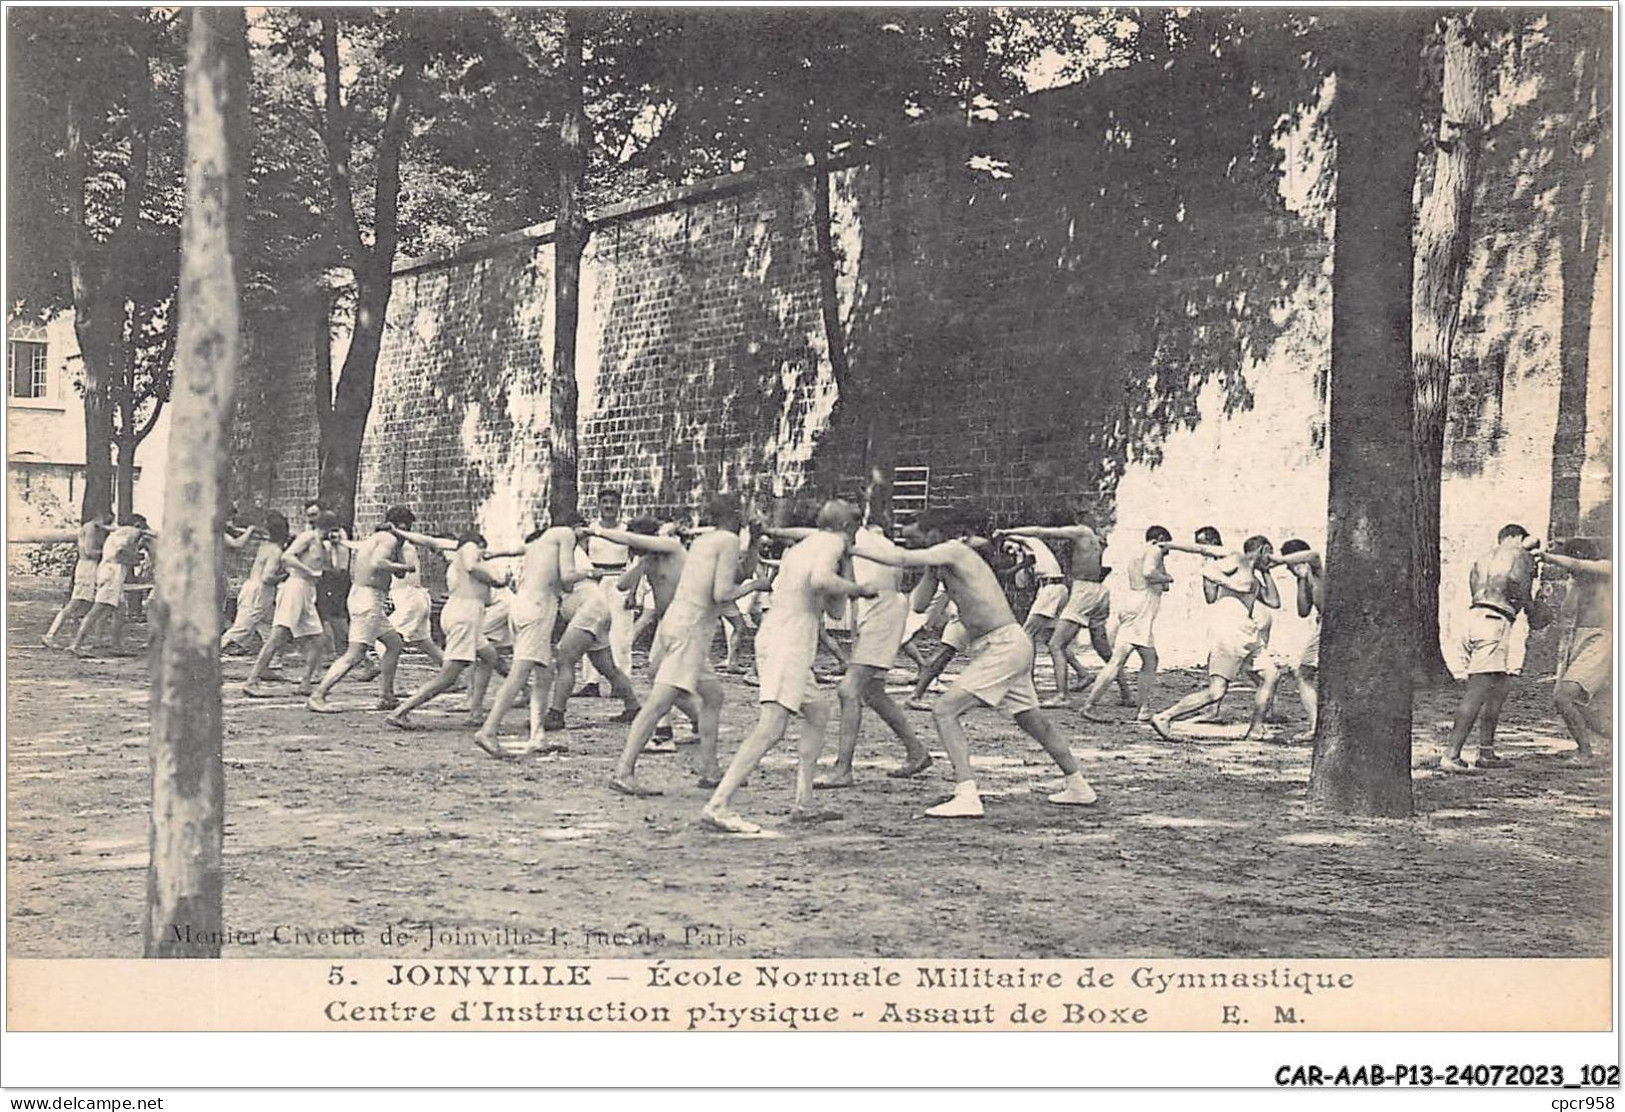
[[2, 1, 1615, 1062]]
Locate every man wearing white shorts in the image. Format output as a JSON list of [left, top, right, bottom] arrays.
[[44, 510, 114, 647], [243, 511, 337, 696], [611, 501, 767, 794], [1082, 526, 1173, 723], [758, 518, 932, 789], [577, 488, 636, 696], [543, 545, 640, 732], [475, 517, 588, 757], [68, 514, 151, 656], [1441, 525, 1548, 772], [1275, 540, 1323, 743], [384, 528, 516, 729], [1543, 538, 1611, 764], [851, 508, 1098, 819], [1151, 535, 1282, 742], [308, 507, 417, 713], [1001, 516, 1114, 705], [702, 500, 874, 834]]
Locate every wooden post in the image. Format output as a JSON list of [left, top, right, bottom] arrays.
[[144, 6, 249, 958]]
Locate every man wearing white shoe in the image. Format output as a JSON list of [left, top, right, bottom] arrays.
[[854, 507, 1098, 818]]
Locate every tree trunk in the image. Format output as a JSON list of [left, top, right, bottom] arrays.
[[1547, 23, 1610, 542], [74, 316, 117, 522], [549, 12, 588, 522], [318, 283, 387, 529], [1309, 17, 1424, 818], [1411, 16, 1489, 684], [145, 5, 247, 959], [314, 18, 415, 528]]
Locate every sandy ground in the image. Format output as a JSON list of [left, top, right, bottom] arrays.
[[6, 576, 1612, 959]]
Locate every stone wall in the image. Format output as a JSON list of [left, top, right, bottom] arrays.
[[229, 21, 1611, 666]]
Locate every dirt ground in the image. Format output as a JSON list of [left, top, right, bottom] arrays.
[[6, 576, 1612, 959]]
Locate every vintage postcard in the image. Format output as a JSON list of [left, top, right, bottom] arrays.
[[3, 1, 1616, 1093]]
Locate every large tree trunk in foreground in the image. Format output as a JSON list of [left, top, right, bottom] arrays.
[[549, 12, 587, 522], [1310, 18, 1424, 818], [1411, 16, 1489, 684], [144, 6, 248, 958]]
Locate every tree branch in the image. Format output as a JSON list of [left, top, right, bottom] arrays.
[[110, 38, 154, 263], [320, 11, 366, 263], [368, 44, 421, 279], [134, 392, 168, 444]]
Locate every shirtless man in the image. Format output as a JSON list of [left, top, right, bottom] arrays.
[[306, 508, 417, 713], [1001, 515, 1114, 706], [844, 507, 1098, 818], [221, 512, 290, 655], [543, 544, 641, 732], [1275, 539, 1323, 742], [1151, 535, 1282, 741], [576, 488, 636, 697], [701, 500, 874, 833], [68, 515, 155, 656], [1543, 538, 1611, 764], [1439, 524, 1549, 771], [473, 515, 591, 757], [1081, 526, 1175, 723], [242, 511, 339, 695], [903, 584, 959, 710], [1003, 522, 1093, 692], [385, 517, 445, 690], [43, 510, 114, 647], [802, 515, 932, 786], [384, 527, 515, 730], [610, 501, 769, 795]]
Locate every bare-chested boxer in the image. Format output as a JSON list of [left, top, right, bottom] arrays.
[[385, 518, 445, 691], [68, 515, 155, 656], [43, 509, 114, 647], [1081, 526, 1175, 723], [847, 507, 1098, 818], [611, 500, 770, 795], [242, 511, 339, 695], [1441, 524, 1549, 771], [1001, 515, 1114, 706], [473, 515, 592, 757], [804, 515, 932, 786], [306, 507, 418, 713], [701, 500, 874, 834], [1003, 521, 1093, 694], [1275, 539, 1323, 743], [1151, 535, 1282, 741], [542, 542, 641, 732], [220, 512, 290, 655], [384, 527, 516, 729], [576, 488, 636, 697], [1542, 538, 1611, 764]]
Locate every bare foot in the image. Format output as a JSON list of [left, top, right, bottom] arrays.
[[609, 776, 663, 797], [904, 697, 933, 712], [472, 732, 514, 760], [383, 714, 420, 732], [700, 807, 763, 835], [1079, 705, 1114, 724], [306, 696, 344, 714], [1149, 715, 1176, 742], [242, 683, 276, 699], [813, 771, 854, 790], [1437, 756, 1475, 774], [888, 754, 934, 779]]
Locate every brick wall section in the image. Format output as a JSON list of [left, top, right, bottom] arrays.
[[231, 33, 1609, 666]]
